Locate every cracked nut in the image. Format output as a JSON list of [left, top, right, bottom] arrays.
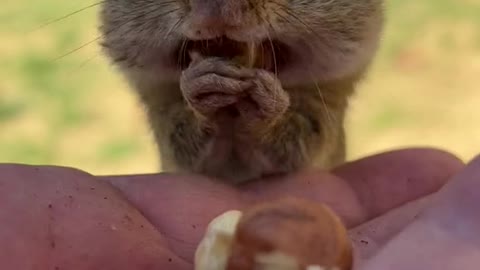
[[194, 198, 352, 270]]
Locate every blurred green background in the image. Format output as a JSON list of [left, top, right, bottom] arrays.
[[1, 0, 479, 175]]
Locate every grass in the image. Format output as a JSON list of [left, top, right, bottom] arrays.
[[1, 0, 479, 175]]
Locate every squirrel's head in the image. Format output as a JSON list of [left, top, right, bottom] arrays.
[[100, 0, 383, 86]]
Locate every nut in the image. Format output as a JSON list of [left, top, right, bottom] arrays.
[[232, 42, 257, 68], [194, 198, 352, 270], [194, 210, 243, 270]]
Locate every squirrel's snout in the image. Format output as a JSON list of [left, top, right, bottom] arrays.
[[185, 14, 228, 40], [184, 0, 251, 40]]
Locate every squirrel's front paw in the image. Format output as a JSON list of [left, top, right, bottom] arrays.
[[236, 70, 290, 133], [180, 54, 253, 118]]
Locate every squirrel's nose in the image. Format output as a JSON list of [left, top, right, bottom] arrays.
[[188, 14, 226, 39], [185, 0, 250, 40]]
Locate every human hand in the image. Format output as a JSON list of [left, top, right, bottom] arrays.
[[0, 148, 464, 269]]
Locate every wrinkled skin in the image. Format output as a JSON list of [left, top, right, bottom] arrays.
[[1, 148, 480, 269]]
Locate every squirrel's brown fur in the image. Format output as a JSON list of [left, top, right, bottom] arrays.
[[99, 0, 384, 182]]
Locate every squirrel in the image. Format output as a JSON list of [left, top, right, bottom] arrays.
[[99, 0, 384, 183]]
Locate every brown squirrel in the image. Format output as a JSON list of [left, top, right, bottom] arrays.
[[99, 0, 384, 183]]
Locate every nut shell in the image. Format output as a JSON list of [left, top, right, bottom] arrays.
[[195, 210, 243, 270], [226, 198, 352, 270]]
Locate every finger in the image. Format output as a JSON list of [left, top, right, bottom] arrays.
[[349, 195, 432, 267], [241, 148, 463, 227], [361, 156, 480, 270], [103, 173, 244, 263], [186, 74, 252, 95], [428, 154, 480, 222], [362, 155, 480, 269], [362, 216, 480, 270], [333, 148, 464, 221], [240, 171, 367, 227], [183, 57, 254, 80], [0, 164, 191, 270]]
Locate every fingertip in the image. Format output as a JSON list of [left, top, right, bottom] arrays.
[[240, 170, 368, 227], [426, 153, 480, 222], [335, 147, 464, 175], [333, 148, 464, 219]]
